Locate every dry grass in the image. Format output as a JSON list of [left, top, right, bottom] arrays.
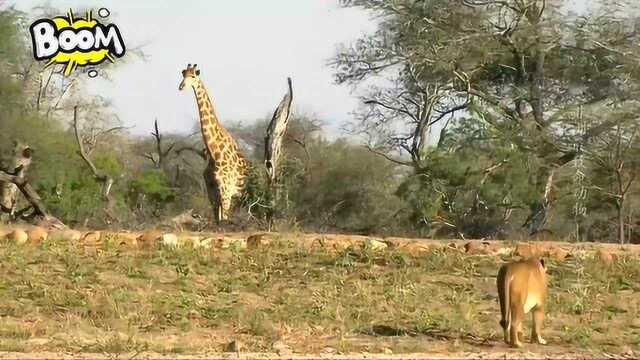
[[0, 233, 637, 355]]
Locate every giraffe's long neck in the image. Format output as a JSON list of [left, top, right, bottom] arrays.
[[192, 79, 225, 163]]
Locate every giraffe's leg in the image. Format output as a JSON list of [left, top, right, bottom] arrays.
[[210, 187, 232, 237], [219, 192, 232, 223], [213, 168, 234, 224], [203, 162, 221, 226], [225, 169, 247, 227]]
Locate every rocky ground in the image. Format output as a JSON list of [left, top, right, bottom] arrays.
[[0, 224, 637, 359], [0, 349, 636, 359]]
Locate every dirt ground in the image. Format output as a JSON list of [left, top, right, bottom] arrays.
[[0, 227, 638, 359], [0, 350, 635, 359]]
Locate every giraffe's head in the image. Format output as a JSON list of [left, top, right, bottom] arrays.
[[178, 63, 201, 91]]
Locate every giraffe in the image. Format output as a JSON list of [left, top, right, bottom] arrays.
[[178, 63, 249, 223]]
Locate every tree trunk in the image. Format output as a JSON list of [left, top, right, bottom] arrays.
[[72, 106, 120, 224], [264, 77, 293, 229], [618, 196, 625, 244], [264, 77, 293, 185], [0, 169, 64, 227], [524, 166, 555, 235]]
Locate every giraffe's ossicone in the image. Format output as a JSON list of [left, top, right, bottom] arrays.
[[179, 63, 249, 222]]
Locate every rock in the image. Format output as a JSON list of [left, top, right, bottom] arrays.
[[621, 346, 634, 357], [81, 231, 101, 244], [402, 241, 432, 254], [464, 241, 490, 255], [514, 243, 532, 257], [169, 209, 203, 231], [8, 229, 28, 244], [224, 339, 242, 352], [178, 234, 200, 247], [574, 249, 591, 260], [187, 309, 200, 320], [272, 341, 292, 355], [547, 246, 569, 261], [446, 242, 460, 250], [493, 246, 513, 256], [26, 338, 50, 346], [363, 238, 388, 251], [160, 233, 179, 248], [114, 232, 139, 246], [312, 237, 340, 251], [34, 216, 66, 231], [383, 347, 393, 355], [321, 347, 337, 354], [98, 232, 119, 244], [218, 237, 247, 250], [247, 232, 273, 248], [595, 248, 614, 265], [0, 227, 11, 239], [64, 230, 82, 242], [49, 229, 82, 242], [27, 226, 48, 243], [514, 243, 544, 258], [137, 230, 162, 248], [195, 237, 213, 249], [383, 237, 403, 250]]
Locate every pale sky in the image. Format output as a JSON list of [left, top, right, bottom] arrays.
[[13, 1, 376, 136], [13, 0, 592, 139]]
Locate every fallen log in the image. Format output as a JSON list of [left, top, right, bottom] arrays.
[[0, 167, 65, 228]]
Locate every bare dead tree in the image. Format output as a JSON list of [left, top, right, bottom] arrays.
[[262, 78, 294, 229], [46, 74, 76, 120], [0, 170, 57, 222], [0, 160, 64, 228], [174, 130, 207, 161], [72, 105, 121, 224], [143, 119, 176, 168], [175, 145, 207, 160], [264, 77, 294, 184], [279, 114, 324, 188], [347, 66, 471, 168], [586, 121, 640, 244], [173, 137, 208, 191], [0, 141, 33, 217], [286, 114, 322, 165]]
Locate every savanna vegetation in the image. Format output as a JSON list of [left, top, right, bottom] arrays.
[[1, 2, 640, 358], [0, 236, 636, 354], [1, 1, 640, 245]]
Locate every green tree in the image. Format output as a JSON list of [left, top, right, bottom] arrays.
[[333, 0, 640, 236], [585, 111, 640, 244]]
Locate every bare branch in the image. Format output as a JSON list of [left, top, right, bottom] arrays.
[[175, 144, 207, 160], [264, 77, 294, 184], [72, 105, 120, 223], [364, 145, 413, 167], [363, 99, 417, 121], [0, 168, 62, 226], [46, 78, 75, 119]]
